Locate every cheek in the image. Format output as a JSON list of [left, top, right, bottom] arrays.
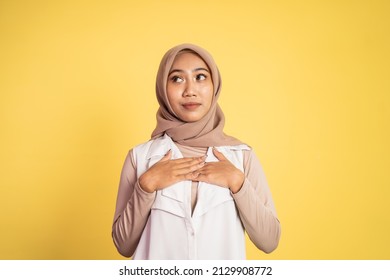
[[202, 84, 214, 106], [166, 86, 179, 103]]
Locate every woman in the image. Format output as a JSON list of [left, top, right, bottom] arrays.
[[112, 43, 281, 259]]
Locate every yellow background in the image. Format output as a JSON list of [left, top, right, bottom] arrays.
[[0, 0, 389, 259]]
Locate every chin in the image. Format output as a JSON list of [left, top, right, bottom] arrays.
[[182, 116, 202, 123], [183, 118, 200, 123], [179, 113, 204, 123]]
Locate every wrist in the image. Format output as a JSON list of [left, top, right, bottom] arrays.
[[229, 170, 245, 194], [139, 173, 156, 193]]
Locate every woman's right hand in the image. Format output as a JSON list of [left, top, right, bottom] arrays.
[[139, 150, 206, 193]]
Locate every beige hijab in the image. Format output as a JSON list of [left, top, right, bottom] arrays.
[[151, 43, 243, 148]]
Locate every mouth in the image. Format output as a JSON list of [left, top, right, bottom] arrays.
[[182, 102, 201, 110]]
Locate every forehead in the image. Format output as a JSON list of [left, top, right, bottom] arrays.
[[170, 51, 210, 70]]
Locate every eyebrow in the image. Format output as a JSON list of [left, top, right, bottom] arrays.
[[168, 67, 210, 76]]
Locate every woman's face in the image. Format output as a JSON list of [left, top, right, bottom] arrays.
[[166, 52, 214, 123]]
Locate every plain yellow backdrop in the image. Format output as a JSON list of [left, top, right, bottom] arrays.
[[0, 0, 389, 259]]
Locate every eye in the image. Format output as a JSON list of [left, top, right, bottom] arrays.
[[196, 73, 207, 81], [170, 76, 184, 83]]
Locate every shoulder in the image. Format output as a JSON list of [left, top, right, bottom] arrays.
[[132, 138, 155, 154], [131, 135, 171, 165], [241, 148, 267, 176], [217, 144, 251, 152], [130, 138, 155, 167], [217, 144, 252, 161]]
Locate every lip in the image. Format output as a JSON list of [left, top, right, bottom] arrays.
[[182, 102, 201, 110]]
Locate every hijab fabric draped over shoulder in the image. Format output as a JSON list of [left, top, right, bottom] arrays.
[[151, 43, 243, 148]]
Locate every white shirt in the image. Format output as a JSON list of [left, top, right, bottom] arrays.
[[132, 134, 250, 259]]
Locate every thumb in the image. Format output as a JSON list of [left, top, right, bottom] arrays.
[[160, 149, 172, 162], [212, 147, 226, 161]]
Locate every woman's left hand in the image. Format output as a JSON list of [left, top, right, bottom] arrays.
[[194, 148, 245, 193]]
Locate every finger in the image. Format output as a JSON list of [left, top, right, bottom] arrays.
[[159, 149, 172, 162], [197, 162, 218, 172], [184, 172, 201, 181], [212, 147, 227, 161], [175, 160, 205, 175], [160, 152, 203, 164], [191, 173, 209, 183], [172, 156, 206, 169], [170, 155, 205, 164]]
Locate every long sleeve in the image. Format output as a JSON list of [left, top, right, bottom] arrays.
[[112, 150, 156, 257], [232, 150, 281, 254]]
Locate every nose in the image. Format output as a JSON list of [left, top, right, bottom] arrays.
[[183, 80, 196, 97]]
